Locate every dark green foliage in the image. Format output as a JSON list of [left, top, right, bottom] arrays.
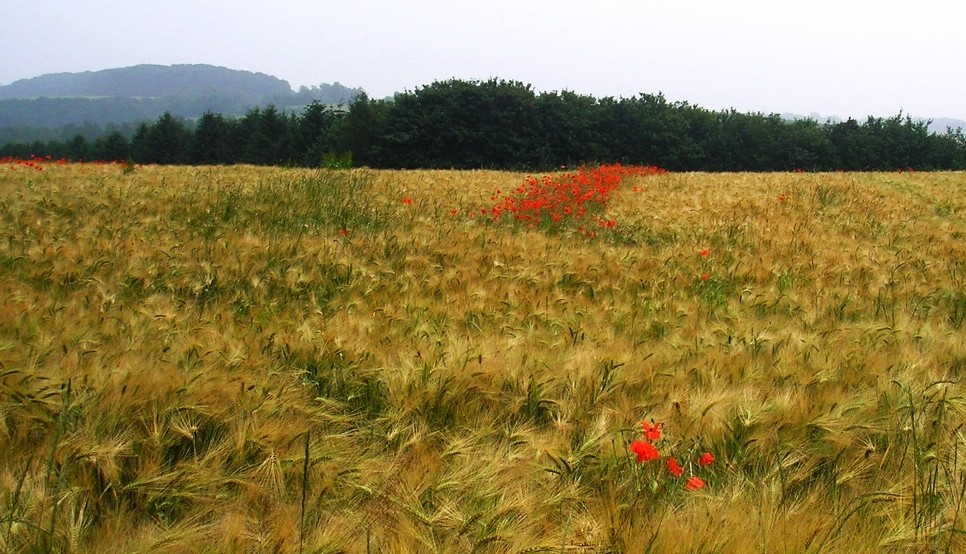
[[91, 131, 131, 162], [330, 93, 386, 167], [533, 90, 600, 167], [65, 134, 90, 162], [238, 105, 291, 165], [3, 78, 965, 171], [131, 112, 191, 164], [374, 79, 542, 169], [293, 101, 337, 166], [190, 112, 236, 164]]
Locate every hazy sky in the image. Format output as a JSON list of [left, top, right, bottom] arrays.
[[3, 0, 964, 119]]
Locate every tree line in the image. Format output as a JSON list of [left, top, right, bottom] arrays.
[[2, 78, 964, 171]]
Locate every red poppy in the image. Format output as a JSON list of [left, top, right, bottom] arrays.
[[629, 440, 660, 463], [402, 197, 413, 205], [337, 229, 349, 237], [667, 457, 683, 477], [699, 248, 710, 257], [701, 273, 711, 281], [641, 421, 662, 442], [699, 452, 715, 466], [686, 477, 705, 491]]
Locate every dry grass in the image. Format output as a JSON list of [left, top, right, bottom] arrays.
[[1, 162, 966, 553]]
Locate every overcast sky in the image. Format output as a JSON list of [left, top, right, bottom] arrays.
[[3, 0, 964, 119]]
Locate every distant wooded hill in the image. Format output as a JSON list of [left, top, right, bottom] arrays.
[[0, 64, 363, 142]]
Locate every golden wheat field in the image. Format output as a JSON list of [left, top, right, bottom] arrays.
[[1, 162, 966, 553]]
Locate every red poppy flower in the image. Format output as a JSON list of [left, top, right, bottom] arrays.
[[338, 229, 349, 237], [699, 452, 715, 466], [402, 197, 413, 205], [641, 421, 662, 442], [701, 273, 711, 281], [686, 477, 705, 491], [629, 440, 660, 463], [699, 248, 710, 257], [667, 457, 683, 477]]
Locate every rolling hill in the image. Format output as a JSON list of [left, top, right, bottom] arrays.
[[0, 64, 293, 101], [0, 64, 364, 141]]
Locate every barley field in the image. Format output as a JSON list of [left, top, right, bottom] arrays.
[[1, 161, 965, 553]]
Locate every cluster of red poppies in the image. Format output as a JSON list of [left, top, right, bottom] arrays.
[[461, 164, 667, 235], [1, 155, 62, 171], [629, 420, 714, 491], [2, 156, 129, 172]]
